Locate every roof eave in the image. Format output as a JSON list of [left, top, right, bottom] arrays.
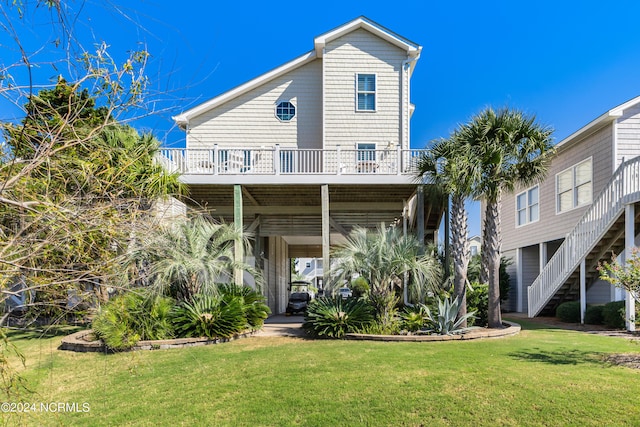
[[173, 51, 317, 125], [555, 94, 640, 149], [556, 111, 620, 150]]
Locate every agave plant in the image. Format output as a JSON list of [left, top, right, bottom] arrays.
[[424, 296, 476, 335], [303, 297, 374, 338]]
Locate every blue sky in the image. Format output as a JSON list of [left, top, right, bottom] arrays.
[[3, 0, 640, 237]]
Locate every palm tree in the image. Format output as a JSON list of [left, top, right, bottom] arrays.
[[127, 215, 262, 302], [416, 136, 480, 326], [330, 224, 441, 329], [330, 224, 442, 304], [94, 125, 184, 201], [458, 107, 554, 328]]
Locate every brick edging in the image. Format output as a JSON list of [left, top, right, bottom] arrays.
[[60, 329, 258, 353]]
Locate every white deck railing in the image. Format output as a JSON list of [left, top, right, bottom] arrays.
[[528, 156, 640, 317], [158, 146, 426, 176]]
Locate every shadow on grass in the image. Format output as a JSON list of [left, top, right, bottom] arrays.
[[502, 317, 564, 331], [508, 348, 604, 366]]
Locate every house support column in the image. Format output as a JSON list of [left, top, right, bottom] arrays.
[[321, 184, 330, 292], [539, 242, 547, 273], [580, 259, 586, 324], [252, 217, 263, 278], [234, 184, 243, 286], [516, 248, 523, 313], [625, 203, 636, 331], [417, 185, 425, 255]]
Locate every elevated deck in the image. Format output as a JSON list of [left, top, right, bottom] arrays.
[[158, 147, 426, 185]]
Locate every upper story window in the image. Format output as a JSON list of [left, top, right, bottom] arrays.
[[275, 101, 295, 121], [516, 185, 539, 226], [356, 74, 376, 111], [556, 158, 592, 213]]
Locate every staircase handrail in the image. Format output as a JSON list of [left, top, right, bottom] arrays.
[[528, 156, 640, 316]]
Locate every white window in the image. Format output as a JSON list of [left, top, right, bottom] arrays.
[[275, 101, 295, 121], [356, 74, 376, 111], [556, 158, 592, 213], [516, 185, 539, 226]]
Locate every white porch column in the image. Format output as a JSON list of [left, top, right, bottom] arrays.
[[516, 248, 523, 313], [625, 203, 636, 331], [580, 258, 586, 324], [321, 185, 330, 293], [539, 242, 547, 273]]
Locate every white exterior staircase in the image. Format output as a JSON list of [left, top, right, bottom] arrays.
[[528, 156, 640, 317]]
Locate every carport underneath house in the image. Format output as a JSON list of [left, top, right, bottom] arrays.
[[181, 182, 444, 314]]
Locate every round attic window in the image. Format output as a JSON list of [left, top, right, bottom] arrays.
[[275, 101, 295, 121]]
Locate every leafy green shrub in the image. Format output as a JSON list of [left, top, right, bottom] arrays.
[[556, 301, 581, 323], [303, 297, 374, 338], [466, 283, 488, 327], [217, 283, 271, 330], [172, 294, 246, 339], [467, 255, 511, 301], [92, 292, 176, 350], [350, 277, 370, 298], [602, 300, 626, 329], [400, 305, 430, 332], [369, 293, 401, 331], [584, 305, 604, 325], [354, 321, 400, 335], [425, 296, 476, 335]]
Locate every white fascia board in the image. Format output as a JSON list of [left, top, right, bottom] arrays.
[[555, 111, 620, 150], [556, 94, 640, 150], [314, 16, 421, 57], [172, 51, 317, 126]]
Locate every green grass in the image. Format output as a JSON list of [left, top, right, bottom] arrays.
[[3, 319, 640, 426]]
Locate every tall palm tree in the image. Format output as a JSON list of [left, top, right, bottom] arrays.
[[416, 136, 480, 326], [127, 215, 262, 302], [458, 107, 554, 328]]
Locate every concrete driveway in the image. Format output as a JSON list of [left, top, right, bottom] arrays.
[[257, 314, 306, 337]]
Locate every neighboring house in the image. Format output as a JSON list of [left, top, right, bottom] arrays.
[[468, 235, 481, 257], [500, 96, 640, 328], [296, 257, 324, 291], [167, 17, 444, 314]]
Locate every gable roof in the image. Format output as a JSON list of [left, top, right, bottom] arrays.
[[556, 94, 640, 149], [314, 16, 421, 58], [173, 16, 421, 127]]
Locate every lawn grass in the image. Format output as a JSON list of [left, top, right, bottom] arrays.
[[3, 319, 640, 426]]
